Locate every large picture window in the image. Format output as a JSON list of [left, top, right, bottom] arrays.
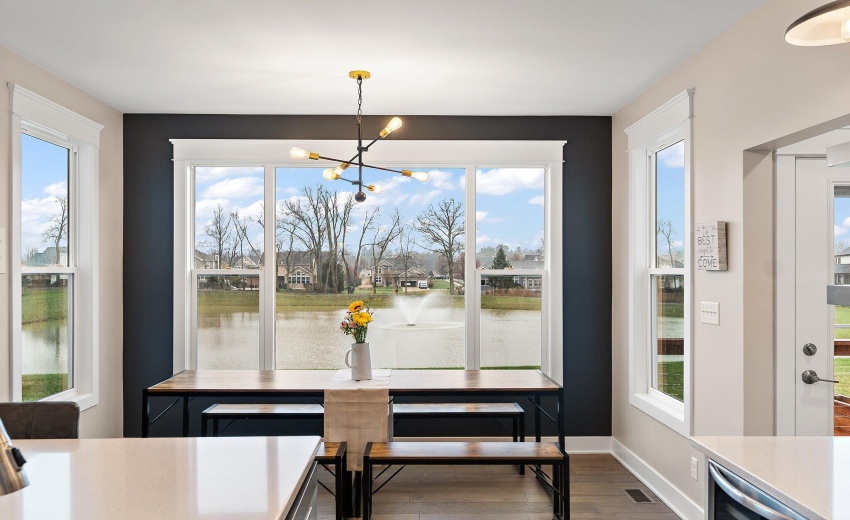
[[627, 90, 693, 435], [173, 140, 564, 381], [10, 84, 102, 408]]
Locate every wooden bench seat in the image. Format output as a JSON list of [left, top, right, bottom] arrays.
[[314, 441, 348, 520], [363, 441, 568, 520], [201, 403, 323, 436]]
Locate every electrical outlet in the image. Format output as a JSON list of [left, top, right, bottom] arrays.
[[690, 457, 698, 480], [700, 302, 719, 325]]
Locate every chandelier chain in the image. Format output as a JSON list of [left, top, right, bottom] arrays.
[[356, 76, 363, 126]]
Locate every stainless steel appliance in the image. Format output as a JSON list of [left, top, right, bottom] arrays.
[[709, 460, 807, 520], [0, 419, 28, 496]]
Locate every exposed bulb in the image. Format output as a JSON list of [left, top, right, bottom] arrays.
[[367, 184, 382, 194], [323, 168, 340, 180], [842, 8, 850, 41], [290, 147, 318, 160], [379, 117, 403, 138], [334, 163, 351, 175], [401, 169, 429, 182]]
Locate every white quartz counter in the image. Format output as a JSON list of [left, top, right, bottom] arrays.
[[0, 435, 320, 520], [691, 436, 850, 520]]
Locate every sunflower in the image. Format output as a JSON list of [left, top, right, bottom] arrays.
[[348, 301, 365, 313]]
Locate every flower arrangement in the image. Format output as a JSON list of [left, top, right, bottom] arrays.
[[340, 300, 373, 344]]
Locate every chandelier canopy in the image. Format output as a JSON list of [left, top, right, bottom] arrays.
[[289, 70, 429, 202]]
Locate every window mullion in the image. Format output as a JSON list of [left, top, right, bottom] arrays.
[[464, 163, 478, 370], [263, 164, 276, 370]]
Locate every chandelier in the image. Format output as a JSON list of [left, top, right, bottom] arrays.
[[786, 0, 850, 46], [289, 70, 429, 202]]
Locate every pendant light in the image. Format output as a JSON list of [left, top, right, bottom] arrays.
[[786, 0, 850, 46]]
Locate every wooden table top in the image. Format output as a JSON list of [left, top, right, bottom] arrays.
[[147, 369, 561, 394]]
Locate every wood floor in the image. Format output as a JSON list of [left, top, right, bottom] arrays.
[[316, 454, 681, 519]]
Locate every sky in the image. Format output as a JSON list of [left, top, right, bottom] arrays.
[[20, 134, 69, 261], [834, 196, 850, 251], [194, 165, 546, 261], [655, 140, 685, 263]]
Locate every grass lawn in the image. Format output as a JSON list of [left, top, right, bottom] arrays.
[[22, 287, 68, 324], [22, 373, 68, 402], [657, 361, 684, 402]]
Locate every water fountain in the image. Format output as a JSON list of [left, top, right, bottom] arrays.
[[376, 293, 464, 331]]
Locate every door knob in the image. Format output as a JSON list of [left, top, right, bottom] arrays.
[[801, 369, 839, 384], [803, 343, 817, 356]]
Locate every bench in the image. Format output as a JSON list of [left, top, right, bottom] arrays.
[[315, 441, 348, 520], [362, 441, 568, 520], [202, 402, 525, 442]]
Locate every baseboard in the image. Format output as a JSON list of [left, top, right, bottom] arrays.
[[611, 438, 703, 520], [392, 435, 611, 453]]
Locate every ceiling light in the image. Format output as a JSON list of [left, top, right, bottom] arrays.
[[786, 0, 850, 46], [290, 70, 429, 202]]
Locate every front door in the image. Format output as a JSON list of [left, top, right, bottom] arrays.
[[795, 157, 850, 435]]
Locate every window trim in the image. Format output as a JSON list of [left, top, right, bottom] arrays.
[[172, 139, 564, 383], [626, 90, 693, 436], [9, 84, 102, 409]]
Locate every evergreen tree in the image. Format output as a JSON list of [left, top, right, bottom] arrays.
[[491, 245, 512, 269]]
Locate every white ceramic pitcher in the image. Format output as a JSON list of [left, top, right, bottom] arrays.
[[345, 342, 373, 380]]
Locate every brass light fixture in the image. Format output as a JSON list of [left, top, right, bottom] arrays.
[[290, 70, 429, 202], [786, 0, 850, 46]]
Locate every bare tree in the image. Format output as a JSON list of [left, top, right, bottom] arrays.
[[350, 207, 378, 290], [836, 239, 850, 254], [395, 223, 416, 293], [320, 189, 354, 292], [415, 198, 465, 295], [657, 218, 677, 267], [204, 204, 231, 269], [370, 209, 404, 294], [42, 196, 68, 265], [281, 186, 327, 292], [23, 246, 39, 265], [230, 209, 262, 268]]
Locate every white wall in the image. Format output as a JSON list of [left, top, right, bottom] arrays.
[[612, 0, 850, 509], [0, 45, 124, 438]]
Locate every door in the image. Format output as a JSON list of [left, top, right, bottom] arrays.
[[795, 157, 850, 435]]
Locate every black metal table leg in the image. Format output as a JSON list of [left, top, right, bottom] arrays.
[[353, 471, 361, 518], [182, 396, 190, 437], [335, 447, 345, 520], [563, 452, 570, 520], [142, 389, 150, 438], [534, 395, 542, 442], [201, 415, 208, 437], [362, 458, 372, 520], [558, 386, 565, 449]]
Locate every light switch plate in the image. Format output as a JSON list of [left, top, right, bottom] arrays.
[[690, 457, 698, 480], [700, 302, 719, 325]]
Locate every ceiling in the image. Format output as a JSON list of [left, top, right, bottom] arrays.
[[0, 0, 769, 115]]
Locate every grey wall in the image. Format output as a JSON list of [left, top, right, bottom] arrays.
[[123, 114, 611, 438]]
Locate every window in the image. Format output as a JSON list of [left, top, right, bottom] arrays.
[[627, 89, 693, 435], [10, 84, 102, 408], [173, 140, 564, 382]]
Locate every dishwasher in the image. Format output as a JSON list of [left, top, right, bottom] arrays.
[[708, 460, 809, 520]]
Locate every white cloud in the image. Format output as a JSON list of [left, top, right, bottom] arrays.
[[476, 168, 544, 196], [44, 181, 67, 197], [528, 195, 545, 206], [201, 177, 264, 199], [195, 198, 231, 219], [476, 211, 488, 223], [427, 169, 459, 190], [837, 225, 847, 238], [234, 200, 264, 221], [672, 240, 684, 248], [196, 166, 263, 183], [660, 143, 685, 168], [476, 234, 494, 245], [409, 190, 442, 206], [20, 196, 62, 253]]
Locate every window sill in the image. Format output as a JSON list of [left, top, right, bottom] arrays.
[[629, 391, 689, 436], [42, 391, 98, 412]]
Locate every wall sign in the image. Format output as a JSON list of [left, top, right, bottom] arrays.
[[696, 221, 727, 271]]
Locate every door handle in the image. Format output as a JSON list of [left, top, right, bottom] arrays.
[[801, 369, 839, 384]]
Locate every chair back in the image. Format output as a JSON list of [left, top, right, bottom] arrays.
[[0, 402, 80, 439]]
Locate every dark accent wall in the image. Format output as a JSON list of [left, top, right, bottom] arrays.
[[123, 115, 612, 438]]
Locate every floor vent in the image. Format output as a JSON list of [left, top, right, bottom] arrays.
[[624, 488, 653, 503]]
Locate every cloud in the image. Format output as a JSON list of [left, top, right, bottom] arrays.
[[21, 196, 62, 253], [476, 211, 488, 223], [201, 177, 264, 199], [195, 198, 231, 219], [528, 195, 545, 206], [427, 169, 459, 190], [196, 166, 263, 183], [44, 181, 67, 197], [837, 225, 847, 238], [234, 200, 264, 221], [476, 234, 495, 245], [660, 142, 685, 168], [409, 190, 442, 206], [672, 240, 683, 248], [476, 168, 544, 195]]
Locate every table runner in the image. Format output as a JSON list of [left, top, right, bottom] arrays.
[[324, 369, 391, 471]]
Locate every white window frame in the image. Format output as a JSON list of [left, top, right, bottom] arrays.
[[626, 89, 693, 436], [9, 84, 102, 410], [172, 139, 564, 383]]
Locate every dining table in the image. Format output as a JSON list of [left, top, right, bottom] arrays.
[[0, 435, 321, 519], [141, 369, 565, 448]]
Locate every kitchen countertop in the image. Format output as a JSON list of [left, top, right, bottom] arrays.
[[0, 435, 320, 520], [691, 436, 850, 520]]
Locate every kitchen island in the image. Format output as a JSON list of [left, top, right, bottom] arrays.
[[0, 435, 320, 519], [691, 436, 850, 520]]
